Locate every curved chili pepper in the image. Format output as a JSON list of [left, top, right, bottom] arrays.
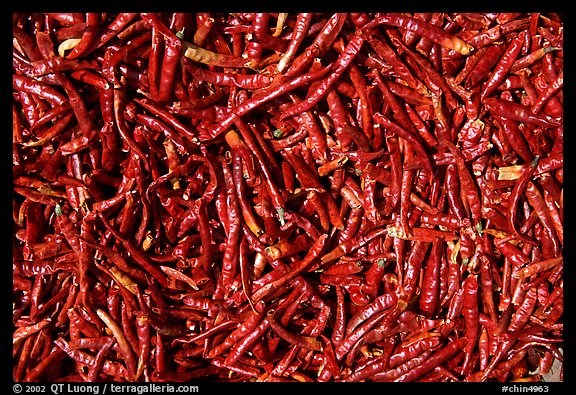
[[395, 337, 467, 382], [364, 14, 473, 55], [280, 34, 364, 119], [532, 71, 563, 116], [345, 292, 398, 336], [267, 309, 322, 351], [507, 156, 540, 245], [484, 97, 561, 129], [336, 308, 392, 361], [12, 12, 563, 383], [252, 234, 328, 302], [206, 64, 332, 140], [277, 13, 313, 73], [480, 31, 525, 99], [13, 74, 67, 105], [54, 337, 129, 379], [461, 274, 479, 375]]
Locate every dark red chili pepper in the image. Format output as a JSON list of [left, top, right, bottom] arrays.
[[12, 12, 562, 383], [374, 113, 433, 177], [253, 234, 328, 302], [461, 274, 479, 375], [280, 34, 365, 119], [484, 97, 561, 128], [54, 337, 129, 379], [276, 13, 313, 73], [206, 64, 332, 140], [364, 14, 473, 55], [396, 337, 468, 382], [418, 238, 443, 318], [481, 31, 525, 99], [13, 74, 67, 105]]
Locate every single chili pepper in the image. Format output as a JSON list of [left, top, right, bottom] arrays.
[[267, 309, 322, 351], [480, 31, 525, 100], [345, 292, 398, 336], [484, 96, 561, 129], [541, 189, 563, 247], [276, 13, 313, 73], [185, 62, 273, 90], [336, 308, 392, 361], [219, 159, 242, 297], [361, 258, 386, 300], [531, 71, 563, 116], [443, 141, 482, 229], [54, 337, 129, 379], [22, 348, 67, 382], [144, 26, 163, 100], [364, 14, 473, 55], [206, 64, 331, 140], [13, 74, 67, 106], [252, 234, 328, 302], [182, 36, 250, 68], [224, 317, 270, 366], [525, 181, 560, 254], [464, 44, 505, 89], [323, 261, 363, 275], [510, 45, 560, 73], [397, 166, 415, 235], [84, 336, 114, 381], [417, 237, 442, 318], [506, 156, 540, 245], [280, 34, 365, 119], [374, 113, 433, 177], [395, 336, 467, 382], [156, 36, 181, 103], [460, 273, 479, 375], [241, 13, 267, 67], [515, 256, 562, 282]]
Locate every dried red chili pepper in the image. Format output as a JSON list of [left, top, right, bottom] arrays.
[[13, 12, 562, 383]]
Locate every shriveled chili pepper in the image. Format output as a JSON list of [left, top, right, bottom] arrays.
[[12, 12, 563, 383], [396, 337, 468, 382], [480, 30, 526, 100], [364, 14, 473, 55], [280, 34, 365, 119]]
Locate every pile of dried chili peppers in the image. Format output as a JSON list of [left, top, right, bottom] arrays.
[[13, 13, 563, 382]]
